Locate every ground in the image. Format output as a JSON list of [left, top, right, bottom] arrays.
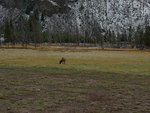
[[0, 46, 150, 113]]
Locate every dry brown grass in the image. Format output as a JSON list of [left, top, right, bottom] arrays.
[[0, 47, 150, 113]]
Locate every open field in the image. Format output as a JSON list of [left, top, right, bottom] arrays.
[[0, 47, 150, 113]]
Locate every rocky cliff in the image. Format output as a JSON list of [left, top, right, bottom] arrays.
[[0, 0, 150, 33]]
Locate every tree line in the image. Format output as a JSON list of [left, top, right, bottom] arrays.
[[1, 11, 150, 49]]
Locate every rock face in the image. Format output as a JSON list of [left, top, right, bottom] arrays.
[[0, 0, 150, 33]]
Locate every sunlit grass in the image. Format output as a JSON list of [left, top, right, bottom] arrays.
[[0, 47, 150, 75], [0, 46, 150, 112]]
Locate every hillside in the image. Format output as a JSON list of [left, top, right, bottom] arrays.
[[0, 0, 150, 32]]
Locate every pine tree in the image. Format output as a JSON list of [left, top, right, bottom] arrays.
[[41, 13, 45, 22], [4, 20, 15, 44], [144, 26, 150, 47], [4, 20, 11, 43], [9, 20, 15, 45], [133, 25, 144, 49], [139, 29, 144, 49], [29, 11, 42, 47], [17, 15, 30, 47], [128, 26, 133, 42], [117, 32, 121, 47], [112, 30, 116, 46], [108, 30, 112, 43]]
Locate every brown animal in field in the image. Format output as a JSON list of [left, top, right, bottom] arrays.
[[59, 57, 66, 64]]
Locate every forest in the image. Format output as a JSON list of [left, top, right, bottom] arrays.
[[1, 9, 150, 49]]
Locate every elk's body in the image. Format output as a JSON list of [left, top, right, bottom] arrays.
[[59, 57, 66, 64]]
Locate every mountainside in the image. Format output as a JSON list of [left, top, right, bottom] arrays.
[[0, 0, 150, 33]]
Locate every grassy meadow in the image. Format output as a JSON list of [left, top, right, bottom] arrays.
[[0, 46, 150, 113]]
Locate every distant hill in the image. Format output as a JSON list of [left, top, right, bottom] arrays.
[[0, 0, 150, 33]]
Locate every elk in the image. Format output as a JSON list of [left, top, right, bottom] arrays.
[[59, 57, 66, 64]]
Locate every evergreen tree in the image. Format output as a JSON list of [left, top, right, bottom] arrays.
[[134, 26, 140, 46], [108, 30, 112, 43], [128, 26, 133, 42], [139, 29, 144, 49], [4, 20, 11, 43], [103, 31, 108, 42], [41, 13, 45, 22], [17, 15, 30, 47], [144, 26, 150, 47], [121, 31, 127, 42], [34, 7, 39, 21], [29, 11, 42, 47], [9, 20, 15, 45], [117, 32, 121, 47], [133, 25, 144, 49], [112, 30, 116, 45], [4, 20, 14, 44]]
